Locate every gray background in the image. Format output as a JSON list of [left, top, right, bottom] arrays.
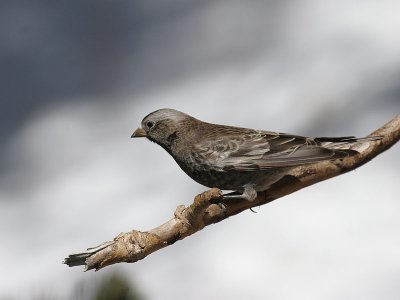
[[0, 1, 399, 299]]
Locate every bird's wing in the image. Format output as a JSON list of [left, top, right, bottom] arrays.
[[195, 130, 354, 171]]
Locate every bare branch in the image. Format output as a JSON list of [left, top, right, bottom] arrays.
[[64, 115, 400, 271]]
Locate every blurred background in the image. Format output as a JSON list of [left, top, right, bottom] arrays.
[[0, 0, 399, 299]]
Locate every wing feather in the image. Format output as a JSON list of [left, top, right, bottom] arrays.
[[194, 128, 355, 171]]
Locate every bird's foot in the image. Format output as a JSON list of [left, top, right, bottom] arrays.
[[222, 186, 258, 202]]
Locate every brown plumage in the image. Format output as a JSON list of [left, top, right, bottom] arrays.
[[132, 109, 378, 201]]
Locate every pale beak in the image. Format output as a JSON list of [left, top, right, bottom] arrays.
[[131, 127, 147, 138]]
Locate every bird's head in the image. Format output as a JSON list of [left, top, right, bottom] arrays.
[[131, 108, 192, 148]]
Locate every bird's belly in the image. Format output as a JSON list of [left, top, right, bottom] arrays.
[[174, 155, 286, 192], [186, 169, 243, 190], [182, 167, 285, 192]]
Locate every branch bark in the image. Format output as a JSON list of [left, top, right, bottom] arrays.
[[64, 115, 400, 271]]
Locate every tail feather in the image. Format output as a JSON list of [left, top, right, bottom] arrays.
[[316, 135, 382, 151], [315, 136, 381, 143]]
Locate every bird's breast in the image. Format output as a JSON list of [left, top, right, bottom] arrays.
[[169, 150, 251, 190]]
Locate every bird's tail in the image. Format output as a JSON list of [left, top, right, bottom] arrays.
[[316, 135, 382, 150]]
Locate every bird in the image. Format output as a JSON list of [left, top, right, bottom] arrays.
[[131, 108, 379, 201]]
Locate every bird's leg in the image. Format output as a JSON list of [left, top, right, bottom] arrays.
[[223, 186, 257, 202]]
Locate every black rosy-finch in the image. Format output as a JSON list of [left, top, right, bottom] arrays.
[[131, 109, 379, 201]]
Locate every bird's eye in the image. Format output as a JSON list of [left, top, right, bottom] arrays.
[[146, 121, 154, 129]]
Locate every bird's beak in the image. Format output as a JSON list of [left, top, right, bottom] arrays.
[[131, 127, 147, 138]]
